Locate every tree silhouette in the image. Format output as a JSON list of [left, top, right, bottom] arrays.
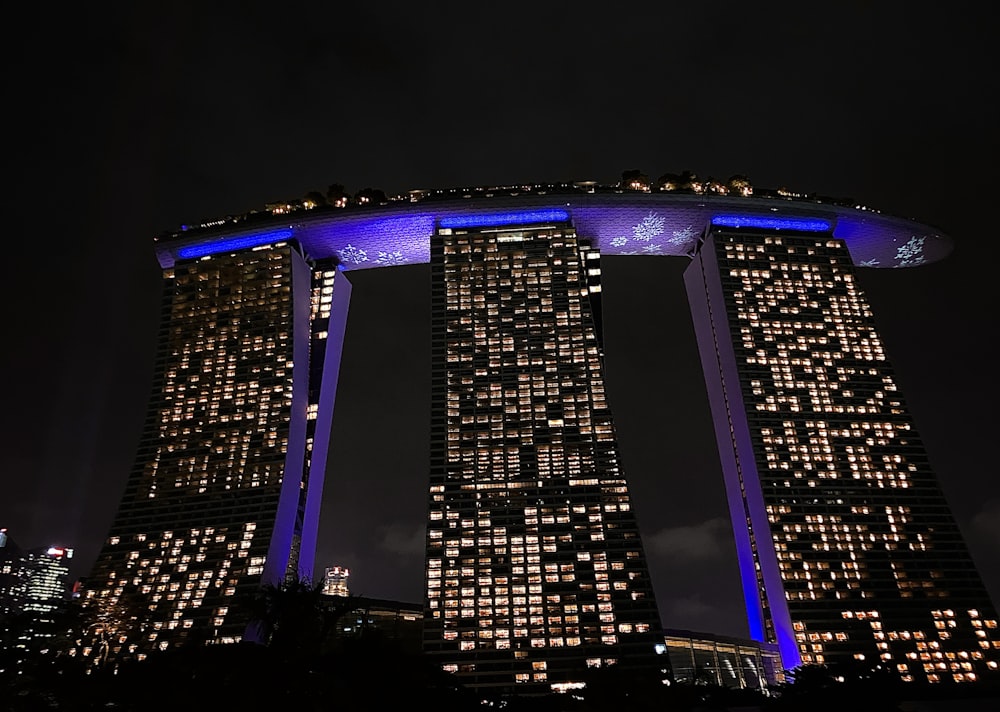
[[302, 191, 327, 209], [326, 183, 350, 207], [242, 576, 362, 659], [766, 660, 904, 711], [354, 187, 386, 205]]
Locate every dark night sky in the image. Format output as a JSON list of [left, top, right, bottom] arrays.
[[4, 3, 997, 640]]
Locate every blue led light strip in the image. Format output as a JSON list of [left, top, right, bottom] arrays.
[[711, 215, 831, 232], [439, 209, 570, 229], [176, 229, 295, 259]]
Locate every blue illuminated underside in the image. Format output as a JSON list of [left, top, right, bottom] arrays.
[[176, 229, 295, 259], [439, 209, 571, 229], [156, 196, 951, 271], [711, 215, 831, 232]]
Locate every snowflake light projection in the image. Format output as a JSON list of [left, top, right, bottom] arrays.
[[339, 244, 369, 265], [376, 250, 407, 265], [642, 244, 663, 253], [158, 193, 953, 271], [632, 212, 666, 241], [895, 236, 926, 267], [667, 225, 698, 248]]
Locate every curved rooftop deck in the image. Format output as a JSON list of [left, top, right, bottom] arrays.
[[154, 187, 952, 271]]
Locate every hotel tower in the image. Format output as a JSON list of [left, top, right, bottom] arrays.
[[424, 217, 666, 691], [84, 241, 351, 657], [685, 222, 999, 683], [83, 176, 998, 688]]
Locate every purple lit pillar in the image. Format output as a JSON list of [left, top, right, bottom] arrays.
[[298, 273, 352, 582], [683, 237, 800, 671], [261, 248, 315, 588]]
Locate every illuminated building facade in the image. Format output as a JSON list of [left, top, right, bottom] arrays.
[[93, 176, 997, 686], [684, 221, 1000, 683], [0, 534, 73, 618], [0, 537, 74, 653], [21, 546, 73, 615], [664, 628, 782, 689], [322, 565, 350, 596], [85, 241, 351, 658], [0, 529, 24, 617], [424, 219, 666, 692]]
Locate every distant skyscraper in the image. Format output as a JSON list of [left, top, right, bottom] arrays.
[[21, 546, 73, 615], [684, 222, 1000, 682], [322, 565, 350, 597], [0, 533, 73, 617], [91, 177, 997, 688], [1, 536, 74, 653], [84, 242, 351, 659], [0, 529, 25, 617], [424, 219, 666, 692]]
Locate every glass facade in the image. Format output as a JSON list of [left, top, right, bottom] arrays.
[[328, 596, 423, 653], [664, 628, 782, 689], [21, 547, 73, 615], [424, 221, 667, 692], [684, 228, 1000, 683], [84, 241, 350, 661], [0, 541, 74, 653]]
